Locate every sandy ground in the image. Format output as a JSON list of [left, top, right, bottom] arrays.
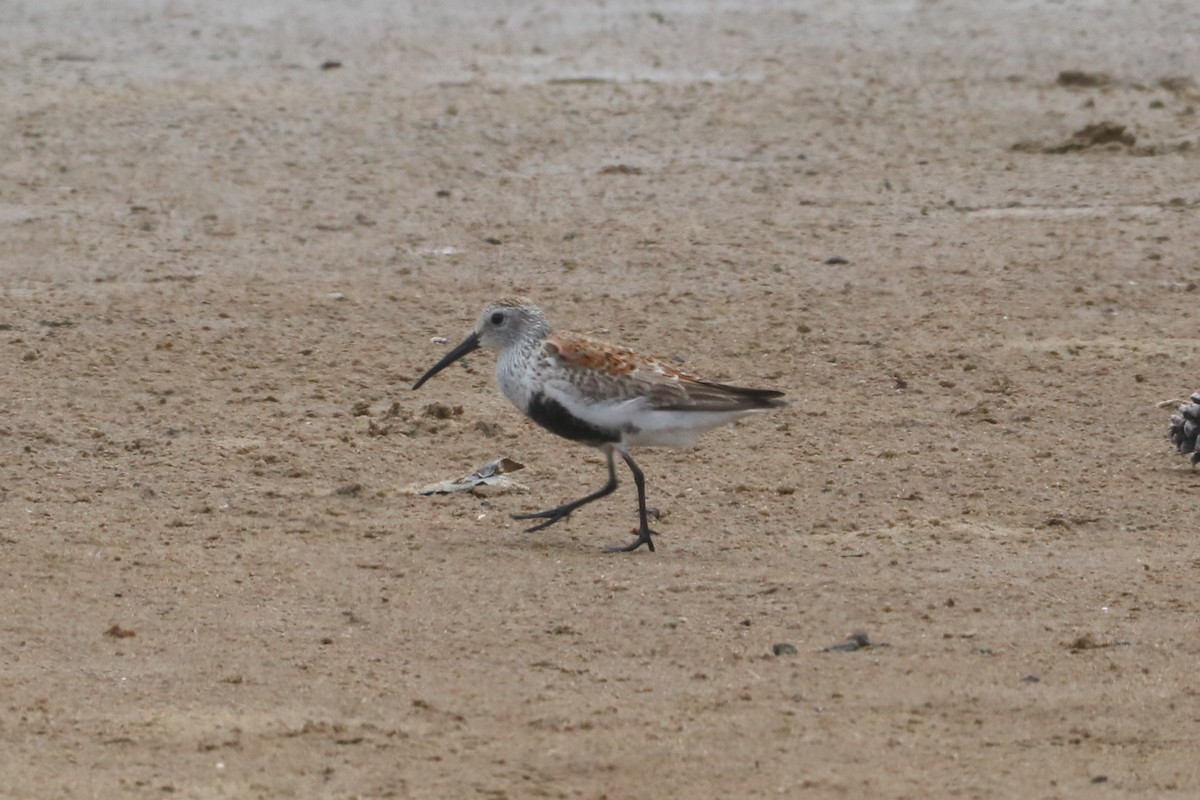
[[3, 1, 1200, 797]]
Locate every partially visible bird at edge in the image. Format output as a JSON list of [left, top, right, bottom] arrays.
[[1168, 390, 1200, 466]]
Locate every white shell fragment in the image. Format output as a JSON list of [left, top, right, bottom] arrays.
[[406, 457, 527, 496]]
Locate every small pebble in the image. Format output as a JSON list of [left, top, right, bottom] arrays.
[[825, 631, 872, 652]]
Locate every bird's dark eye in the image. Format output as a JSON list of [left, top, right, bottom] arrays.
[[490, 312, 505, 325]]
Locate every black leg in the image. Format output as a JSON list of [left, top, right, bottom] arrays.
[[511, 447, 618, 532], [603, 450, 657, 553]]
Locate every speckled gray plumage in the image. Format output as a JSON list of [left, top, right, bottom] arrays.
[[1169, 390, 1200, 465]]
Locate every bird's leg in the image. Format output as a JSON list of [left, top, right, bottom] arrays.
[[511, 447, 618, 532], [603, 450, 657, 553]]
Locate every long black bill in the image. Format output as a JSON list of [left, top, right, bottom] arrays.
[[412, 331, 481, 390]]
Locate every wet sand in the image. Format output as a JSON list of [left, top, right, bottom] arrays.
[[3, 1, 1200, 797]]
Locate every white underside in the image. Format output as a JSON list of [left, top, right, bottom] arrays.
[[542, 381, 763, 449]]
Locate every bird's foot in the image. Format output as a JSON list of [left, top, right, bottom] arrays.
[[511, 506, 574, 533], [603, 526, 657, 554]]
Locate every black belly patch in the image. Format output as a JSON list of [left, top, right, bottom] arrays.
[[527, 392, 619, 445]]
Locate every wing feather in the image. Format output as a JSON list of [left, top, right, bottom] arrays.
[[540, 334, 785, 413], [650, 380, 786, 412]]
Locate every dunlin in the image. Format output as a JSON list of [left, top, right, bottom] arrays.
[[413, 298, 786, 552]]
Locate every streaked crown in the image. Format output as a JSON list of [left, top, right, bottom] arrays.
[[474, 298, 551, 351]]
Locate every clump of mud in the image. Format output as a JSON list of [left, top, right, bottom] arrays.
[[1012, 121, 1136, 154]]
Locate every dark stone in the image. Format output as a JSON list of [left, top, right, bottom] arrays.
[[826, 631, 872, 652]]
